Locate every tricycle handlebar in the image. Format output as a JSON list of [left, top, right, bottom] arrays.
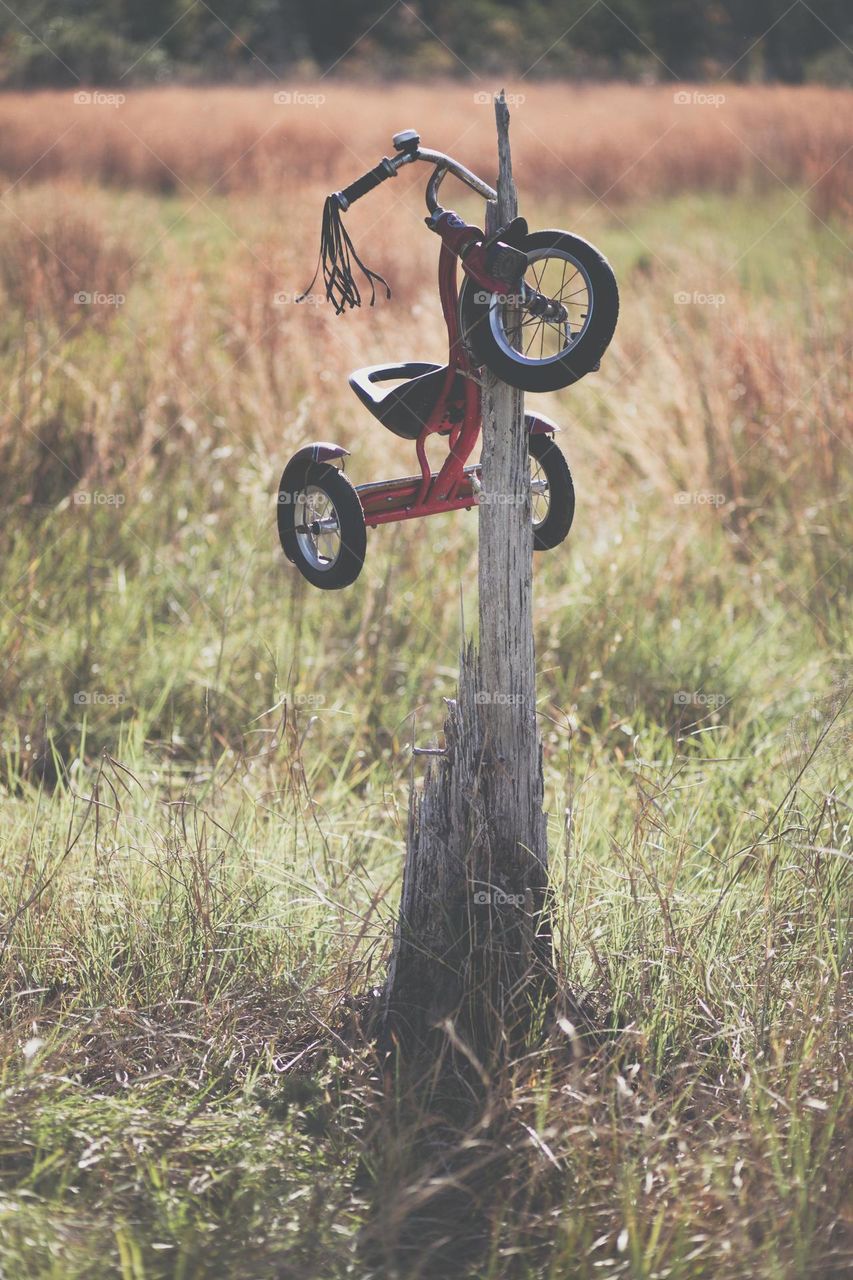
[[413, 146, 497, 212], [308, 131, 501, 315], [336, 157, 398, 209], [336, 133, 497, 216]]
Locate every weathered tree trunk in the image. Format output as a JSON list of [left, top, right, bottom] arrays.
[[383, 93, 552, 1063]]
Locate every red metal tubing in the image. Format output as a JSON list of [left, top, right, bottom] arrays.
[[364, 490, 478, 527], [358, 468, 479, 526]]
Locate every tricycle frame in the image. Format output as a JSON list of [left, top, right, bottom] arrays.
[[351, 237, 556, 530]]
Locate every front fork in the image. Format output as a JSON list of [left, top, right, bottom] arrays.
[[428, 209, 569, 324]]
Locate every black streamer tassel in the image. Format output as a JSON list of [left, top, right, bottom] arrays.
[[297, 195, 391, 315]]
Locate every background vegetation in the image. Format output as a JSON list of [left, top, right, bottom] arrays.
[[0, 69, 850, 1280], [1, 0, 853, 86]]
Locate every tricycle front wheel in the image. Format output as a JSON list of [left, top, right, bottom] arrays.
[[460, 230, 619, 392]]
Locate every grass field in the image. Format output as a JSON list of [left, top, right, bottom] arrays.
[[0, 83, 850, 1278]]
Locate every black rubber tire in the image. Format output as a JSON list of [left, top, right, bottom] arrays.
[[530, 434, 575, 551], [460, 230, 619, 392], [277, 462, 366, 590]]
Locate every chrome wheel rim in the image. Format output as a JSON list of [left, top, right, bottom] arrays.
[[294, 485, 341, 571], [489, 248, 593, 366], [530, 455, 550, 528]]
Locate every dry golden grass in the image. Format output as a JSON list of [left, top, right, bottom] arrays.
[[1, 82, 851, 216], [0, 196, 135, 330], [2, 177, 846, 546]]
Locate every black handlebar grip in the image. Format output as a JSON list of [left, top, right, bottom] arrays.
[[338, 159, 395, 208]]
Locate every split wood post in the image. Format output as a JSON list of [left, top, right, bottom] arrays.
[[383, 92, 552, 1065]]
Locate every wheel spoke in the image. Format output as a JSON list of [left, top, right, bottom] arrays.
[[524, 322, 542, 357], [530, 458, 550, 527], [528, 260, 545, 292], [491, 247, 594, 366], [554, 270, 581, 300], [295, 486, 341, 570], [558, 285, 588, 302]]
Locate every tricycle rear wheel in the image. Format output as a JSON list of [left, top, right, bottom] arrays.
[[278, 462, 366, 589], [529, 434, 575, 551]]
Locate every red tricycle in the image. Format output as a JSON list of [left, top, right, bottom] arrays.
[[277, 129, 619, 589]]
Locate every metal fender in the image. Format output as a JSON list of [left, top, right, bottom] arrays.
[[525, 410, 561, 436], [280, 441, 350, 486]]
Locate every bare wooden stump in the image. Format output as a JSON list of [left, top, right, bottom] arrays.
[[383, 92, 552, 1064]]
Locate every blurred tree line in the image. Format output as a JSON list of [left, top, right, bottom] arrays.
[[1, 0, 851, 86]]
